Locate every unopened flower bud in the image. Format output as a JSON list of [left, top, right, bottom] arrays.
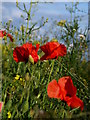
[[29, 55, 34, 64], [73, 29, 76, 32]]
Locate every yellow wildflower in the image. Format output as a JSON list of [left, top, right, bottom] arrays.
[[20, 78, 23, 81], [7, 111, 11, 118], [15, 75, 20, 80], [57, 20, 66, 27]]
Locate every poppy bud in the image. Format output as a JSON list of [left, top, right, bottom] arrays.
[[29, 55, 34, 64], [0, 102, 3, 112], [25, 72, 30, 81], [38, 55, 40, 60], [73, 29, 76, 32]]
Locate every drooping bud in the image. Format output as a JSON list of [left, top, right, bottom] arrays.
[[25, 72, 30, 81], [38, 55, 40, 60], [29, 55, 34, 64], [73, 29, 76, 32]]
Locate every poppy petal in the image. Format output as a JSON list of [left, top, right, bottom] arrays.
[[0, 30, 13, 42], [40, 42, 60, 54], [58, 44, 67, 56], [30, 50, 39, 63], [7, 33, 13, 42], [22, 42, 32, 54], [0, 30, 6, 37], [36, 44, 40, 52], [46, 50, 59, 59], [40, 44, 48, 54], [47, 80, 61, 99], [66, 95, 84, 111], [40, 54, 48, 61], [47, 42, 60, 54], [13, 47, 29, 62], [0, 102, 3, 112], [58, 76, 77, 99]]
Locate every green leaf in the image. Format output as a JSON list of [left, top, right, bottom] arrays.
[[5, 99, 12, 110], [22, 98, 29, 114], [20, 15, 24, 19]]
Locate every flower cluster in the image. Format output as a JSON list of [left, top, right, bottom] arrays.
[[14, 75, 25, 86], [13, 41, 67, 63], [47, 76, 84, 111]]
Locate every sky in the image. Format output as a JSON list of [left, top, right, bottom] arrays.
[[2, 2, 88, 31], [2, 0, 90, 2]]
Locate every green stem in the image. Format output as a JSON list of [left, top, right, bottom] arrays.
[[38, 61, 41, 81], [70, 107, 80, 113], [24, 1, 32, 43], [42, 60, 55, 107], [48, 60, 55, 84]]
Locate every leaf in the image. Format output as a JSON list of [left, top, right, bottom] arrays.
[[5, 99, 12, 110], [22, 98, 29, 114], [20, 15, 24, 19], [11, 110, 16, 118]]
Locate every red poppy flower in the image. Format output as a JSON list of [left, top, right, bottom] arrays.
[[47, 76, 84, 111], [13, 42, 39, 63], [0, 30, 13, 42], [0, 102, 3, 112], [40, 41, 67, 60]]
